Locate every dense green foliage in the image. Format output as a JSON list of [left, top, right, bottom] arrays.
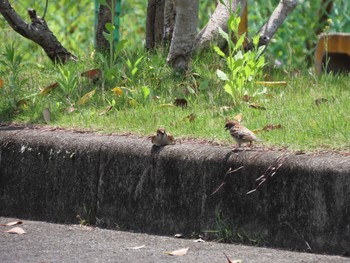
[[0, 0, 349, 151], [1, 0, 349, 65]]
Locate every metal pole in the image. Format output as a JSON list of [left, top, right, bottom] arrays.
[[94, 0, 121, 48]]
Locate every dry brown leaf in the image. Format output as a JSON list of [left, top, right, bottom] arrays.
[[99, 105, 113, 115], [0, 221, 23, 227], [159, 104, 176, 108], [164, 247, 189, 256], [256, 81, 287, 86], [233, 113, 243, 122], [16, 99, 29, 108], [39, 82, 59, 95], [80, 68, 102, 80], [262, 124, 283, 131], [126, 245, 146, 250], [0, 78, 3, 88], [6, 227, 26, 235], [77, 89, 96, 106], [65, 107, 75, 114]]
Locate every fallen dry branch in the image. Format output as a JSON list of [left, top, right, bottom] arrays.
[[247, 151, 290, 194], [211, 166, 244, 196]]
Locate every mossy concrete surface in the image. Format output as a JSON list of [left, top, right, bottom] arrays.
[[0, 126, 349, 256]]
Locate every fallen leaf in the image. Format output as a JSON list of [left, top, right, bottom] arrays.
[[99, 105, 113, 115], [164, 247, 189, 256], [220, 106, 231, 113], [160, 103, 176, 108], [233, 113, 243, 122], [0, 78, 3, 88], [80, 68, 102, 80], [77, 89, 96, 105], [0, 221, 23, 227], [256, 81, 287, 86], [112, 87, 123, 96], [193, 238, 205, 243], [249, 104, 266, 110], [39, 82, 59, 95], [65, 107, 75, 114], [174, 98, 188, 108], [16, 99, 29, 108], [126, 245, 146, 250], [262, 124, 283, 131], [6, 227, 26, 235]]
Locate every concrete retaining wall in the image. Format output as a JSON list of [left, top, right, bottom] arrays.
[[0, 126, 349, 255]]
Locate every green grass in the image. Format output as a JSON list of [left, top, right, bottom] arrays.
[[0, 44, 349, 152]]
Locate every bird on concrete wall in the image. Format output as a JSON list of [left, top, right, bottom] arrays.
[[151, 128, 175, 146], [225, 120, 261, 147]]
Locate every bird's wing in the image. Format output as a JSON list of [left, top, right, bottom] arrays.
[[232, 129, 258, 141], [151, 135, 156, 144]]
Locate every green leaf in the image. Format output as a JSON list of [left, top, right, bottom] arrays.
[[199, 80, 209, 91], [234, 33, 246, 51], [234, 50, 244, 60], [134, 56, 144, 67], [224, 83, 234, 97], [253, 34, 260, 48], [115, 39, 128, 54], [105, 22, 115, 33], [218, 27, 229, 41], [142, 86, 150, 100], [216, 69, 229, 81], [214, 46, 226, 58], [102, 32, 113, 42], [126, 58, 132, 69], [99, 0, 110, 8], [131, 67, 138, 77]]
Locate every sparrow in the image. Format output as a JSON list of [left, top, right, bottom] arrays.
[[225, 120, 261, 147], [151, 128, 175, 146]]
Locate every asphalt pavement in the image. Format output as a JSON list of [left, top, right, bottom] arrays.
[[1, 217, 349, 263]]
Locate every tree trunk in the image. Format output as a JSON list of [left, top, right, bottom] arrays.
[[194, 0, 247, 51], [163, 0, 176, 44], [145, 0, 165, 50], [258, 0, 298, 40], [96, 0, 113, 54], [166, 0, 199, 71], [0, 0, 76, 63]]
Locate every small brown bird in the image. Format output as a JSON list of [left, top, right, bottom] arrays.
[[151, 128, 175, 146], [225, 121, 261, 147]]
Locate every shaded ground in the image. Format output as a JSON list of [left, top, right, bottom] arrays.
[[0, 217, 349, 263]]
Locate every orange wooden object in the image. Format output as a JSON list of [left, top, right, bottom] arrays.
[[238, 3, 248, 37], [315, 33, 350, 74]]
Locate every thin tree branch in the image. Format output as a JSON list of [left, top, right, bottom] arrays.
[[0, 0, 77, 63]]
